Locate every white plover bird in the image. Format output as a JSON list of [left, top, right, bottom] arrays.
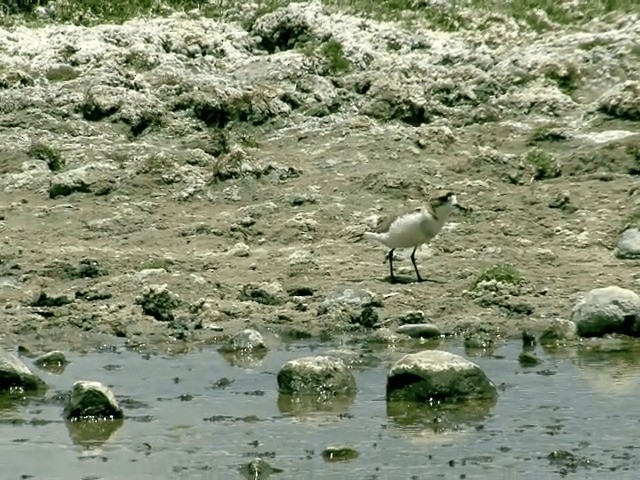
[[355, 191, 466, 284]]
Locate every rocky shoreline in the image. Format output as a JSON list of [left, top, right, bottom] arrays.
[[0, 1, 639, 357]]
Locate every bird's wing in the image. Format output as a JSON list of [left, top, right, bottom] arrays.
[[376, 207, 421, 233]]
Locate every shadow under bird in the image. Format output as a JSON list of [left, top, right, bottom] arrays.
[[355, 191, 467, 284]]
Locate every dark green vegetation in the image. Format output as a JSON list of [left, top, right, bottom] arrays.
[[3, 0, 639, 29]]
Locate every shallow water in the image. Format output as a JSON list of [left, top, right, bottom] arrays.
[[1, 339, 640, 480]]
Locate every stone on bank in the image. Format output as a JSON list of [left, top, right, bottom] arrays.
[[219, 328, 267, 353], [616, 228, 640, 260], [386, 350, 497, 403], [571, 286, 640, 337]]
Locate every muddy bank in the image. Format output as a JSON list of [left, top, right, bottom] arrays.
[[1, 2, 639, 354]]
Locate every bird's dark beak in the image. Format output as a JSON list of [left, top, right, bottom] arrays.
[[455, 203, 469, 213]]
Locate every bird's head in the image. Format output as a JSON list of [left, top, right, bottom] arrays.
[[430, 191, 468, 218]]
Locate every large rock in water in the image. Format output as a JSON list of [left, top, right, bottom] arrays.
[[0, 350, 46, 392], [571, 286, 640, 337], [386, 350, 497, 403], [277, 356, 356, 397], [63, 381, 124, 421]]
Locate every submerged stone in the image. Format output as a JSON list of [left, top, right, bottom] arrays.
[[63, 380, 124, 421], [322, 445, 360, 462], [277, 355, 356, 397], [34, 350, 69, 373], [518, 352, 541, 367], [240, 457, 283, 480], [0, 350, 46, 392]]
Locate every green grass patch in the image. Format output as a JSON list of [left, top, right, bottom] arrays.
[[4, 0, 201, 25], [297, 37, 350, 75], [474, 264, 522, 288]]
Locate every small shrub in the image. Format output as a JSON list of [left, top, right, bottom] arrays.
[[28, 141, 65, 171], [474, 264, 522, 288], [626, 143, 640, 175], [624, 210, 640, 228], [139, 155, 171, 175], [321, 39, 350, 75], [44, 259, 108, 279], [524, 147, 561, 180]]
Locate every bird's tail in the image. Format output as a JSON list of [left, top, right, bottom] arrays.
[[352, 231, 377, 243]]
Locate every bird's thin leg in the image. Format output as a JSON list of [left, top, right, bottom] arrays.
[[410, 247, 424, 283], [387, 249, 396, 284]]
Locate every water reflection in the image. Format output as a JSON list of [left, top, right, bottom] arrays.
[[66, 418, 124, 448], [36, 363, 68, 375], [218, 349, 268, 368], [386, 398, 495, 434], [0, 391, 44, 418], [277, 391, 356, 418], [573, 339, 640, 395]]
